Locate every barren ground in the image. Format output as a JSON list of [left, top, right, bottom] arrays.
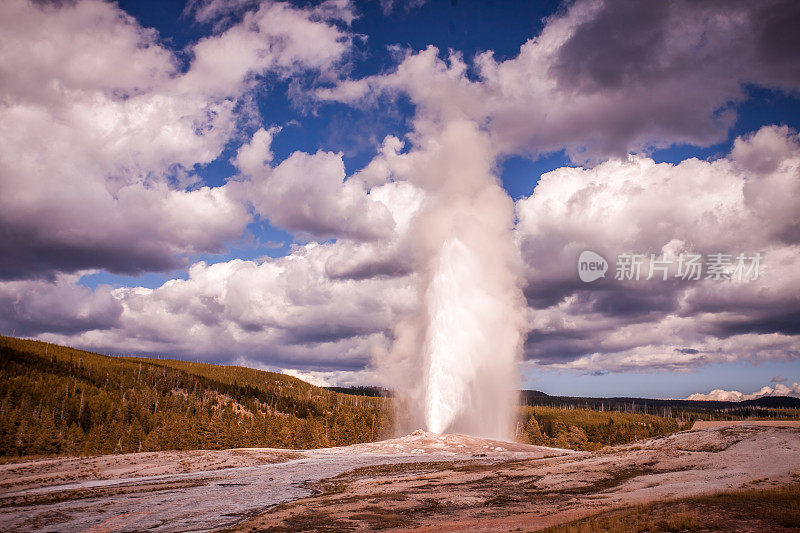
[[1, 425, 799, 532]]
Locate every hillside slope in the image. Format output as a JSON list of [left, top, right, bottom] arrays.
[[0, 336, 392, 458]]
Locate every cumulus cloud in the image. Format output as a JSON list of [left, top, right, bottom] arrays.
[[0, 149, 427, 377], [179, 0, 351, 95], [0, 0, 351, 280], [228, 126, 425, 277], [686, 382, 800, 402], [516, 125, 800, 372], [233, 355, 381, 387], [232, 128, 398, 241], [1, 241, 416, 374], [280, 368, 332, 387]]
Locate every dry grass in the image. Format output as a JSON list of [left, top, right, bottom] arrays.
[[538, 507, 700, 533], [538, 482, 800, 532], [703, 482, 800, 527]]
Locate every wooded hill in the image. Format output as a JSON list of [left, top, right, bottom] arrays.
[[0, 336, 393, 458]]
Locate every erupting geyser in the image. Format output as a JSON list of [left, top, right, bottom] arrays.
[[384, 120, 526, 440]]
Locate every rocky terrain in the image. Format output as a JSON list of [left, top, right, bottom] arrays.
[[1, 425, 799, 532]]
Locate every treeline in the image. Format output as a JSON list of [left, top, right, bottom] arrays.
[[517, 405, 689, 451], [0, 336, 393, 458], [520, 390, 800, 421], [325, 386, 391, 397]]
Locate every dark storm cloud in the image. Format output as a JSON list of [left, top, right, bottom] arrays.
[[749, 0, 800, 89], [523, 279, 583, 309], [325, 255, 412, 281], [551, 0, 800, 94], [550, 0, 671, 92], [587, 284, 681, 318], [711, 310, 800, 337], [0, 279, 122, 336], [0, 225, 181, 281], [523, 329, 597, 363], [282, 322, 384, 346]]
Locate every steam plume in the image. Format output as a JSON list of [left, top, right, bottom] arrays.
[[383, 120, 526, 440]]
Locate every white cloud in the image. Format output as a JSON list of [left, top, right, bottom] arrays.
[[687, 382, 800, 402], [5, 120, 798, 376], [0, 167, 425, 378], [232, 129, 398, 241], [185, 0, 260, 26], [234, 355, 382, 387], [179, 0, 351, 96], [280, 368, 332, 387]]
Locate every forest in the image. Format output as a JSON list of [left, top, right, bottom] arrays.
[[0, 336, 392, 457], [516, 405, 689, 451]]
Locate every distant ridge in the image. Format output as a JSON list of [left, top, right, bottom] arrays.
[[329, 387, 799, 409], [742, 395, 800, 408], [520, 389, 800, 414]]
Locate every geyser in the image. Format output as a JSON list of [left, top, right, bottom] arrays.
[[424, 237, 477, 434], [384, 120, 525, 440]]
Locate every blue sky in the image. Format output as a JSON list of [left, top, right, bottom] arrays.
[[2, 0, 800, 402], [527, 359, 800, 399]]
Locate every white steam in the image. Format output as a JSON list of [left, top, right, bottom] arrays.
[[382, 120, 525, 440]]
